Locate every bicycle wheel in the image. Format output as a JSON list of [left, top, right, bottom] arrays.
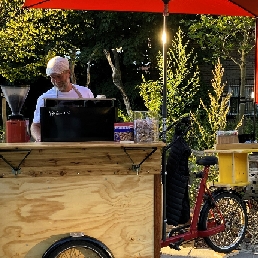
[[198, 191, 247, 253], [44, 239, 112, 258]]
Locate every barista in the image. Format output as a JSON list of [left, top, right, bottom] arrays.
[[31, 56, 94, 142]]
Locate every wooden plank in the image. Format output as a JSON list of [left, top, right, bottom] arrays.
[[0, 147, 162, 177], [0, 148, 161, 160], [154, 174, 162, 258], [0, 150, 162, 164], [215, 143, 258, 150], [0, 141, 165, 150], [0, 165, 161, 178], [206, 149, 256, 154], [0, 175, 156, 258]]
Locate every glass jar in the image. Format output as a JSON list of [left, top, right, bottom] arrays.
[[133, 111, 159, 143]]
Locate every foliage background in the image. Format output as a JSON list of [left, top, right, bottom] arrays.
[[0, 1, 208, 126], [0, 1, 256, 148]]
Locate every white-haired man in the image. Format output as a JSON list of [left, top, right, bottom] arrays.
[[31, 56, 94, 142]]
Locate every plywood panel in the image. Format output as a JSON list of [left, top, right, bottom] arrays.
[[234, 153, 249, 184], [0, 175, 155, 258], [0, 147, 162, 177], [218, 153, 233, 184]]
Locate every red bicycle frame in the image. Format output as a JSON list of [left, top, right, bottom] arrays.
[[161, 165, 225, 248]]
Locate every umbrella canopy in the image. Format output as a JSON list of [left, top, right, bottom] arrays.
[[23, 0, 257, 17]]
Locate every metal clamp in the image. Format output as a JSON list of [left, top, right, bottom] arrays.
[[123, 147, 157, 175], [0, 149, 31, 175]]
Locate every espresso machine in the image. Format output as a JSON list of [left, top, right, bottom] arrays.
[[1, 85, 30, 143]]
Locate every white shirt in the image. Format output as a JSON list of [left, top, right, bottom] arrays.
[[33, 84, 94, 123]]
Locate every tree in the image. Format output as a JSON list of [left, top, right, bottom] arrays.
[[0, 2, 166, 112], [138, 28, 200, 141], [186, 15, 255, 134], [104, 48, 132, 118], [0, 0, 93, 82], [0, 1, 191, 117], [0, 2, 162, 81], [191, 59, 232, 150]]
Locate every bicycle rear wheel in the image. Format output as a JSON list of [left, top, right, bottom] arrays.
[[199, 191, 247, 253]]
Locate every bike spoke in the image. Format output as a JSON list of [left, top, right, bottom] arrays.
[[56, 246, 104, 258], [208, 196, 246, 249], [199, 192, 247, 253]]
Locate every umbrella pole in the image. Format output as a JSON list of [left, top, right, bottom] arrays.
[[255, 18, 258, 105], [161, 0, 169, 242], [253, 18, 258, 141], [162, 13, 168, 141]]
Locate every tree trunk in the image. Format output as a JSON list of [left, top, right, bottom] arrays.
[[104, 49, 132, 119], [86, 61, 91, 87], [69, 48, 77, 84]]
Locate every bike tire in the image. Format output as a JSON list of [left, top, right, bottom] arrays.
[[198, 191, 247, 253], [43, 239, 112, 258]]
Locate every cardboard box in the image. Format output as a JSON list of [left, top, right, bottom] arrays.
[[114, 122, 134, 142], [216, 135, 239, 144], [216, 131, 239, 144]]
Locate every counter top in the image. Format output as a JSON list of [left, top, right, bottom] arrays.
[[0, 141, 166, 150], [214, 143, 258, 150], [205, 143, 258, 153]]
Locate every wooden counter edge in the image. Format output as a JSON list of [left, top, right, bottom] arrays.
[[205, 149, 258, 153], [0, 141, 166, 150], [214, 143, 258, 150], [204, 143, 258, 153]]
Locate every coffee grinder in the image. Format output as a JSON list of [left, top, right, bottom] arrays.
[[1, 85, 30, 143]]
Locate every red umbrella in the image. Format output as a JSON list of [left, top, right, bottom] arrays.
[[23, 0, 257, 16]]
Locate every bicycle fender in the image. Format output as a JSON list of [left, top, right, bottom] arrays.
[[42, 235, 114, 258], [211, 189, 245, 200], [210, 189, 226, 199]]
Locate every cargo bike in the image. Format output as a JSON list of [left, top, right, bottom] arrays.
[[41, 117, 248, 257]]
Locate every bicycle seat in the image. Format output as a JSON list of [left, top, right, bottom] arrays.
[[196, 156, 218, 166]]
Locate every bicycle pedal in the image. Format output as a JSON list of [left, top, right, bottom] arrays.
[[169, 243, 181, 251], [169, 238, 184, 251]]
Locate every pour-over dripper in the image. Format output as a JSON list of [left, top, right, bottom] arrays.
[[1, 85, 30, 119]]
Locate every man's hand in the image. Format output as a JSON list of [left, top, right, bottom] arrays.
[[30, 122, 41, 142]]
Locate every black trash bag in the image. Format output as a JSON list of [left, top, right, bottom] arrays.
[[166, 133, 191, 226]]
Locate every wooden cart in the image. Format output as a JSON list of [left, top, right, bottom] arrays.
[[0, 141, 165, 258]]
